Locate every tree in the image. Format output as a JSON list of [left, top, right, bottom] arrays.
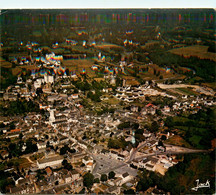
[[117, 122, 130, 129], [108, 171, 115, 179], [25, 140, 38, 154], [165, 116, 174, 128], [161, 135, 167, 141], [60, 145, 70, 155], [156, 109, 162, 116], [8, 143, 19, 157], [124, 189, 135, 194], [150, 121, 159, 132], [132, 123, 139, 129], [158, 140, 164, 147], [62, 159, 68, 167], [10, 123, 15, 130], [94, 178, 100, 183], [62, 159, 73, 170], [19, 133, 23, 140], [100, 174, 107, 182], [83, 172, 94, 189]]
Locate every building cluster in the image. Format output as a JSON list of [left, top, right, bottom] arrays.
[[0, 52, 215, 194]]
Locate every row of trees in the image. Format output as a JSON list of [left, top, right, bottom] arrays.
[[83, 171, 116, 189]]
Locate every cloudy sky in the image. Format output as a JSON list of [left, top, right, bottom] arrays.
[[1, 0, 215, 9]]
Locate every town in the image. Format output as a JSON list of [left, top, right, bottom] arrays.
[[0, 8, 215, 194]]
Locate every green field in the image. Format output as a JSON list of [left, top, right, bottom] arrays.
[[176, 88, 198, 96]]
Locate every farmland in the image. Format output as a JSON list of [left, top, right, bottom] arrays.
[[63, 59, 96, 77], [169, 45, 216, 62]]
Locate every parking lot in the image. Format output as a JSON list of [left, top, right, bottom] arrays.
[[92, 154, 137, 177]]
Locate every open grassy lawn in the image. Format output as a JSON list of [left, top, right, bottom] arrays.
[[103, 96, 120, 105], [189, 135, 202, 147], [165, 135, 192, 148], [173, 116, 190, 123], [169, 45, 216, 62]]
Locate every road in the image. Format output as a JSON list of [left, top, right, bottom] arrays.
[[134, 148, 209, 161], [127, 142, 209, 163], [157, 83, 215, 96]]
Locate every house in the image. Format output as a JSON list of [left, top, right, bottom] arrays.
[[36, 180, 49, 192], [117, 154, 125, 161], [120, 172, 133, 185], [45, 167, 52, 176], [139, 158, 150, 168], [3, 93, 17, 101], [163, 106, 170, 112], [34, 78, 44, 89], [110, 150, 118, 159], [101, 149, 109, 155], [82, 156, 93, 165], [44, 74, 54, 84], [0, 150, 9, 159], [111, 177, 122, 186], [16, 177, 30, 186], [64, 172, 72, 183], [172, 159, 178, 165], [160, 158, 169, 164], [47, 95, 61, 102], [71, 170, 80, 181], [86, 162, 95, 172], [10, 186, 26, 194], [146, 140, 158, 147], [106, 186, 121, 195], [131, 159, 139, 167], [141, 103, 156, 115], [71, 94, 79, 99], [71, 178, 83, 193], [131, 106, 139, 112], [145, 164, 155, 171], [54, 184, 71, 194], [37, 155, 63, 169], [93, 145, 104, 154], [143, 130, 151, 138], [149, 157, 159, 165], [6, 131, 20, 139], [164, 163, 173, 169], [37, 142, 46, 150], [25, 183, 36, 194]]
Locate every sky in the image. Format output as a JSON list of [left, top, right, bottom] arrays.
[[1, 0, 215, 9]]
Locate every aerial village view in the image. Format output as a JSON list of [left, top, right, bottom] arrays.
[[0, 6, 215, 195]]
